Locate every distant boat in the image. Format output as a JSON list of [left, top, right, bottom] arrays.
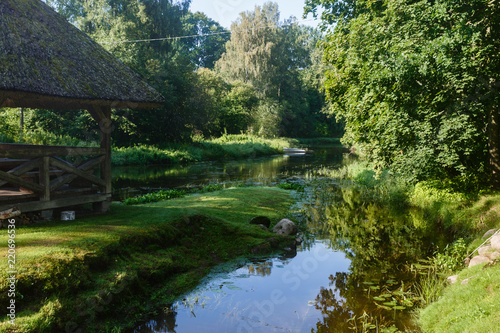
[[284, 148, 307, 154]]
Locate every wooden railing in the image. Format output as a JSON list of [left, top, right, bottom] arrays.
[[0, 143, 111, 214]]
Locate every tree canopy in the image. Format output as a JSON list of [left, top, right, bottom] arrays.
[[308, 0, 500, 188], [7, 0, 340, 144]]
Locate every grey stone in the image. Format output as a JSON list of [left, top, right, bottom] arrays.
[[482, 229, 498, 239], [491, 235, 500, 251], [478, 245, 493, 256], [490, 251, 500, 260], [468, 255, 491, 268], [250, 216, 271, 228], [447, 275, 459, 284], [273, 219, 298, 236]]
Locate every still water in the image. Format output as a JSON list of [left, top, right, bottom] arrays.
[[117, 146, 447, 332]]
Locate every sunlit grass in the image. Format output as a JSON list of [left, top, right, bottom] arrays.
[[0, 187, 294, 332], [419, 262, 500, 332], [112, 134, 296, 166]]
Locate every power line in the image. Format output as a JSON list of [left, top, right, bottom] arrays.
[[100, 18, 319, 44]]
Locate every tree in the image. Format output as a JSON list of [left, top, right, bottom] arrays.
[[216, 2, 340, 138], [216, 2, 282, 98], [307, 0, 500, 188], [182, 11, 230, 69]]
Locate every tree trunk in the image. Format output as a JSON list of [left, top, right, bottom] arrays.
[[489, 103, 500, 189]]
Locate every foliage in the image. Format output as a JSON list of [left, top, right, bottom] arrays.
[[432, 238, 468, 272], [307, 0, 500, 187], [215, 2, 341, 138], [181, 11, 230, 69], [277, 182, 305, 192], [123, 184, 225, 205], [112, 134, 293, 166]]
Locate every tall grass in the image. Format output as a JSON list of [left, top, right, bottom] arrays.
[[112, 134, 295, 166]]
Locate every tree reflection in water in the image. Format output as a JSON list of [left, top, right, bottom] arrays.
[[300, 179, 451, 332]]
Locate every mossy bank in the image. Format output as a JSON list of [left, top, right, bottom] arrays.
[[0, 187, 296, 332]]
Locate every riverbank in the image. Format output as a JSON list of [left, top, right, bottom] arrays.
[[112, 134, 298, 166], [418, 193, 500, 332], [327, 160, 500, 332], [0, 187, 296, 332]]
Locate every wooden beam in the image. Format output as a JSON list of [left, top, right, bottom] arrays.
[[50, 157, 106, 188], [0, 158, 41, 187], [0, 193, 112, 214], [97, 106, 112, 195], [0, 170, 44, 193], [50, 155, 105, 191], [0, 144, 105, 158], [0, 91, 162, 111]]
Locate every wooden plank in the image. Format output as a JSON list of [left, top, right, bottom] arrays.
[[0, 158, 41, 187], [0, 159, 30, 171], [49, 155, 105, 191], [0, 170, 44, 193], [96, 106, 113, 195], [50, 157, 106, 188], [0, 194, 38, 202], [0, 193, 112, 213], [0, 144, 105, 158], [52, 187, 99, 196]]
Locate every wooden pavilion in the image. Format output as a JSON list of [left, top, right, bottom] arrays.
[[0, 0, 163, 217]]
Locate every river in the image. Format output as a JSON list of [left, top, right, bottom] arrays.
[[113, 146, 448, 332]]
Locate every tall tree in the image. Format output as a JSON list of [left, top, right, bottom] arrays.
[[307, 0, 500, 188], [216, 2, 339, 138], [216, 2, 282, 98], [182, 11, 230, 69]]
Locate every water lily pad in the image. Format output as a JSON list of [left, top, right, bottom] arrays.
[[225, 285, 242, 291], [209, 289, 223, 293], [392, 305, 406, 310], [375, 303, 392, 310]]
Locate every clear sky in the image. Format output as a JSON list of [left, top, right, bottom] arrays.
[[188, 0, 320, 29]]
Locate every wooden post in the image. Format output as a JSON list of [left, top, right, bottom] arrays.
[[39, 156, 53, 220], [89, 105, 112, 212]]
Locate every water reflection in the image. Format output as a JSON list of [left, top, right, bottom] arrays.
[[130, 147, 451, 332], [134, 241, 350, 333], [299, 179, 451, 331], [112, 146, 345, 200]]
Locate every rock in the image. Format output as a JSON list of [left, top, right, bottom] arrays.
[[273, 219, 298, 236], [468, 255, 491, 268], [250, 216, 271, 228], [490, 251, 500, 260], [295, 237, 303, 244], [491, 235, 500, 251], [478, 245, 493, 256], [447, 275, 459, 284], [482, 228, 498, 239], [461, 278, 470, 285]]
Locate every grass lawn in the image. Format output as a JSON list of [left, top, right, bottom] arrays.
[[0, 187, 295, 332], [418, 193, 500, 332]]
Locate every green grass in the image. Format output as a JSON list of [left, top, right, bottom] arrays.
[[112, 134, 296, 166], [0, 187, 295, 332], [419, 262, 500, 333]]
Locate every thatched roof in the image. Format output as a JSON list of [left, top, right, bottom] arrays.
[[0, 0, 164, 110]]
